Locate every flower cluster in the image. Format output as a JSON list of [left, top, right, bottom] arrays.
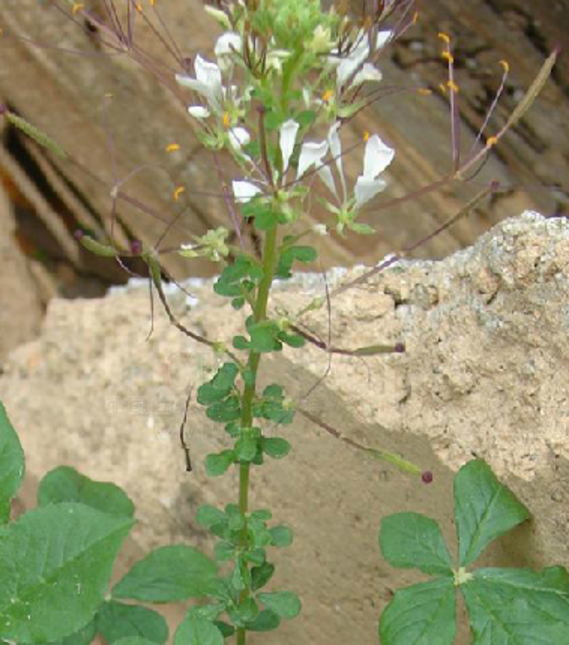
[[174, 0, 397, 243]]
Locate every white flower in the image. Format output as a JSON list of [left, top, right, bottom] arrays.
[[228, 127, 251, 149], [265, 49, 291, 74], [329, 30, 392, 89], [353, 135, 395, 207], [232, 180, 263, 203], [176, 55, 224, 112], [279, 119, 299, 174], [312, 223, 328, 236], [188, 105, 210, 119], [297, 123, 395, 208], [214, 32, 242, 71], [297, 139, 329, 180]]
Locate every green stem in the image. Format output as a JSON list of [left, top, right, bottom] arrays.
[[235, 224, 278, 645]]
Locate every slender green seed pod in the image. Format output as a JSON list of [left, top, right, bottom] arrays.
[[5, 112, 68, 160], [79, 234, 119, 257]]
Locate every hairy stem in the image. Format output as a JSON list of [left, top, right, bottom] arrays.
[[236, 223, 278, 645]]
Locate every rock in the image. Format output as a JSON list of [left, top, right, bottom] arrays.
[[0, 181, 44, 360], [1, 211, 569, 643]]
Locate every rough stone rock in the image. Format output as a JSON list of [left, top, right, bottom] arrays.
[[0, 181, 44, 360], [1, 211, 569, 644]]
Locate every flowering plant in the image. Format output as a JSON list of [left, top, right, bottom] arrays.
[[0, 0, 562, 644]]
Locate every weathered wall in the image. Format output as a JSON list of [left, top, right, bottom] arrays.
[[1, 212, 568, 644]]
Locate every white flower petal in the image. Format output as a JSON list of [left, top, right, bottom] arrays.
[[232, 180, 262, 203], [354, 176, 387, 207], [297, 139, 329, 179], [362, 135, 395, 179], [188, 105, 210, 118], [312, 223, 328, 236], [229, 127, 251, 149], [317, 166, 338, 199], [215, 32, 242, 58], [335, 30, 370, 87], [327, 122, 343, 176], [178, 55, 223, 111], [351, 63, 383, 87], [279, 119, 299, 174], [375, 30, 392, 50]]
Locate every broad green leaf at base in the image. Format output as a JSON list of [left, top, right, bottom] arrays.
[[379, 512, 453, 576], [0, 401, 25, 521], [174, 613, 224, 645], [454, 460, 530, 567], [95, 600, 168, 644], [379, 577, 456, 645], [462, 566, 569, 644], [112, 545, 218, 603], [0, 503, 133, 643], [38, 466, 135, 519]]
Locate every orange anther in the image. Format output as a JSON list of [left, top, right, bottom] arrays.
[[322, 89, 334, 103], [166, 143, 180, 153], [438, 82, 447, 94], [418, 88, 433, 96], [486, 136, 498, 148], [363, 131, 370, 142], [72, 3, 84, 14], [135, 2, 143, 12], [173, 186, 186, 200], [222, 112, 231, 128], [441, 51, 454, 64], [412, 11, 419, 24], [499, 59, 510, 73], [437, 32, 450, 44]]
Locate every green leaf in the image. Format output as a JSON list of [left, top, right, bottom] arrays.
[[197, 384, 230, 405], [269, 525, 293, 547], [0, 503, 133, 643], [290, 246, 317, 263], [206, 398, 241, 423], [38, 466, 135, 519], [461, 567, 569, 643], [454, 460, 530, 567], [232, 335, 250, 350], [112, 545, 218, 603], [36, 620, 96, 645], [95, 601, 168, 644], [379, 577, 456, 645], [205, 450, 235, 477], [246, 609, 281, 632], [261, 437, 292, 459], [214, 541, 235, 562], [257, 591, 301, 619], [196, 505, 226, 529], [174, 613, 224, 645], [379, 512, 453, 575], [235, 432, 258, 462], [0, 400, 25, 521], [251, 562, 275, 591], [113, 639, 157, 645], [249, 323, 282, 353]]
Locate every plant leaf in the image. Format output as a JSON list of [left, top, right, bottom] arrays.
[[257, 591, 301, 619], [0, 503, 133, 643], [38, 466, 135, 518], [112, 545, 218, 603], [0, 400, 25, 522], [36, 620, 96, 645], [379, 577, 456, 645], [113, 639, 157, 645], [269, 525, 293, 548], [454, 460, 530, 567], [95, 601, 168, 644], [246, 609, 281, 632], [174, 613, 224, 645], [379, 512, 453, 575], [461, 566, 569, 643]]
